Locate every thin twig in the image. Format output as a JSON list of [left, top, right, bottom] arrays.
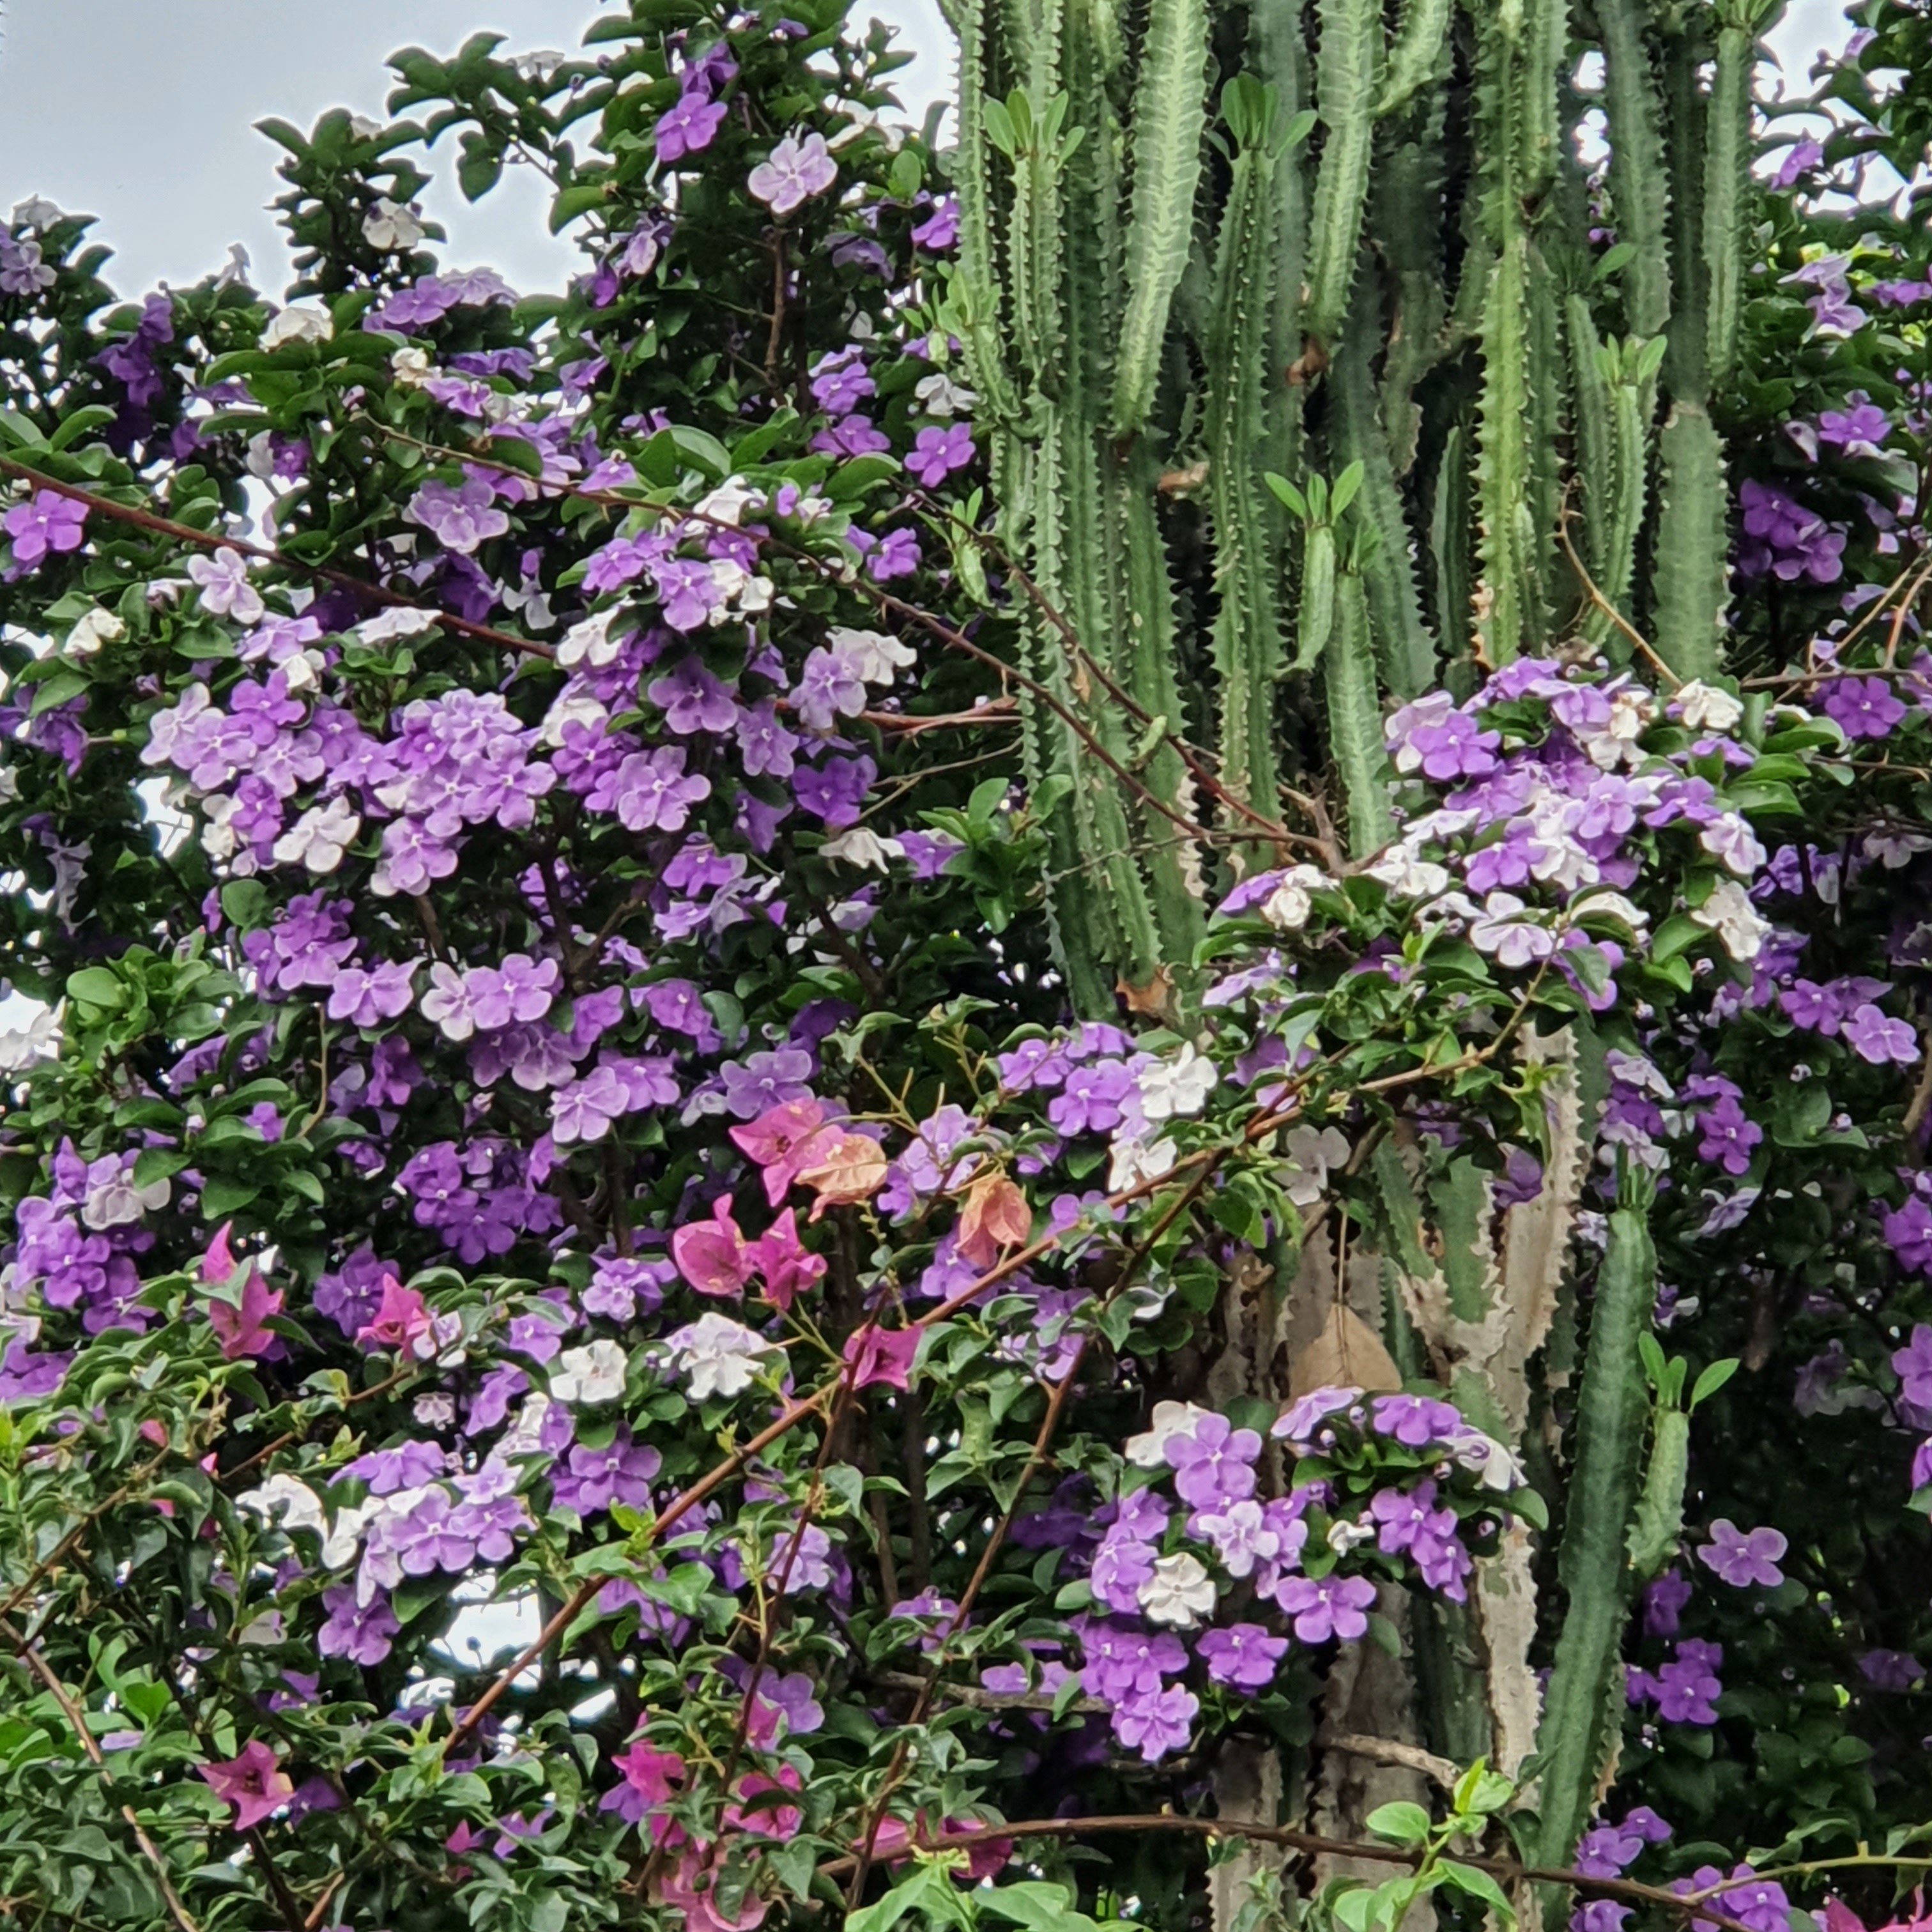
[[3, 1618, 204, 1932], [0, 454, 553, 660]]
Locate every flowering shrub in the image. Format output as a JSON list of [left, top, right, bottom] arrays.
[[13, 6, 1932, 1932]]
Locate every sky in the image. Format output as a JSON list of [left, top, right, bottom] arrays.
[[0, 0, 1853, 306]]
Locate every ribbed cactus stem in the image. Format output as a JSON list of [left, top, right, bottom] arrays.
[[1568, 295, 1616, 581], [1110, 0, 1211, 435], [1628, 1405, 1690, 1580], [1206, 85, 1286, 818], [1332, 269, 1436, 696], [1531, 1199, 1659, 1919], [1326, 569, 1395, 855], [1596, 0, 1673, 339], [1702, 3, 1763, 390], [1303, 0, 1384, 349], [1652, 399, 1728, 680], [1375, 0, 1452, 118]]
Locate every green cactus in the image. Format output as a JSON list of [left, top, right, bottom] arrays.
[[950, 0, 1755, 999], [1532, 1194, 1659, 1907]]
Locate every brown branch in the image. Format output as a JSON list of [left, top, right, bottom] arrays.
[[818, 1814, 1765, 1932], [441, 1385, 834, 1757], [3, 1617, 204, 1932], [1321, 1730, 1461, 1791], [0, 453, 554, 660]]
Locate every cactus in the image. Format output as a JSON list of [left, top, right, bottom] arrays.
[[1531, 1195, 1659, 1909], [950, 0, 1765, 1002]]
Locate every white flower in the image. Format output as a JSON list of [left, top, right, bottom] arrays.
[[1444, 1428, 1526, 1492], [663, 1314, 780, 1401], [82, 1170, 170, 1230], [272, 797, 361, 875], [827, 625, 917, 686], [1675, 680, 1744, 733], [280, 652, 321, 694], [390, 347, 434, 387], [236, 1474, 365, 1568], [65, 606, 125, 660], [259, 304, 333, 350], [1365, 845, 1451, 900], [695, 477, 760, 527], [413, 1393, 457, 1429], [557, 607, 631, 669], [1468, 891, 1557, 969], [550, 1340, 629, 1406], [1606, 1047, 1673, 1098], [1135, 1043, 1218, 1122], [539, 691, 611, 750], [1327, 1518, 1377, 1554], [1568, 888, 1649, 932], [914, 371, 978, 418], [820, 827, 904, 870], [214, 243, 252, 291], [362, 198, 427, 252], [200, 793, 241, 863], [1690, 878, 1771, 962], [1138, 1551, 1217, 1629], [496, 1393, 556, 1460], [1259, 864, 1332, 933], [1866, 829, 1932, 869], [348, 114, 385, 139], [356, 605, 443, 643], [186, 548, 264, 625], [0, 1006, 60, 1074], [1108, 1132, 1178, 1192], [1125, 1400, 1213, 1469], [11, 195, 64, 229], [1280, 1123, 1349, 1207], [1581, 687, 1655, 769], [1699, 811, 1767, 878]]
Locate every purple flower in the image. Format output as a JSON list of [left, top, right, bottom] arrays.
[[911, 197, 960, 250], [747, 131, 838, 215], [1163, 1412, 1262, 1508], [318, 1585, 401, 1666], [1859, 1648, 1923, 1691], [1198, 1623, 1289, 1690], [551, 1430, 662, 1515], [1370, 1393, 1462, 1447], [326, 961, 417, 1028], [809, 349, 875, 415], [1110, 1683, 1198, 1761], [344, 1439, 448, 1493], [1772, 138, 1824, 187], [1696, 1518, 1787, 1588], [1896, 1326, 1932, 1407], [4, 491, 86, 567], [1046, 1059, 1133, 1136], [907, 422, 975, 487], [656, 89, 728, 162], [1643, 1568, 1692, 1637], [1652, 1643, 1723, 1724], [811, 413, 893, 459], [587, 747, 710, 832], [1843, 1003, 1919, 1065], [1271, 1573, 1377, 1643], [1820, 675, 1907, 741], [406, 477, 510, 554], [793, 642, 869, 730]]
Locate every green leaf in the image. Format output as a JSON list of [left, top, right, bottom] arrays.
[[1689, 1357, 1740, 1409], [1365, 1801, 1432, 1846], [66, 967, 125, 1011], [1438, 1862, 1515, 1922]]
